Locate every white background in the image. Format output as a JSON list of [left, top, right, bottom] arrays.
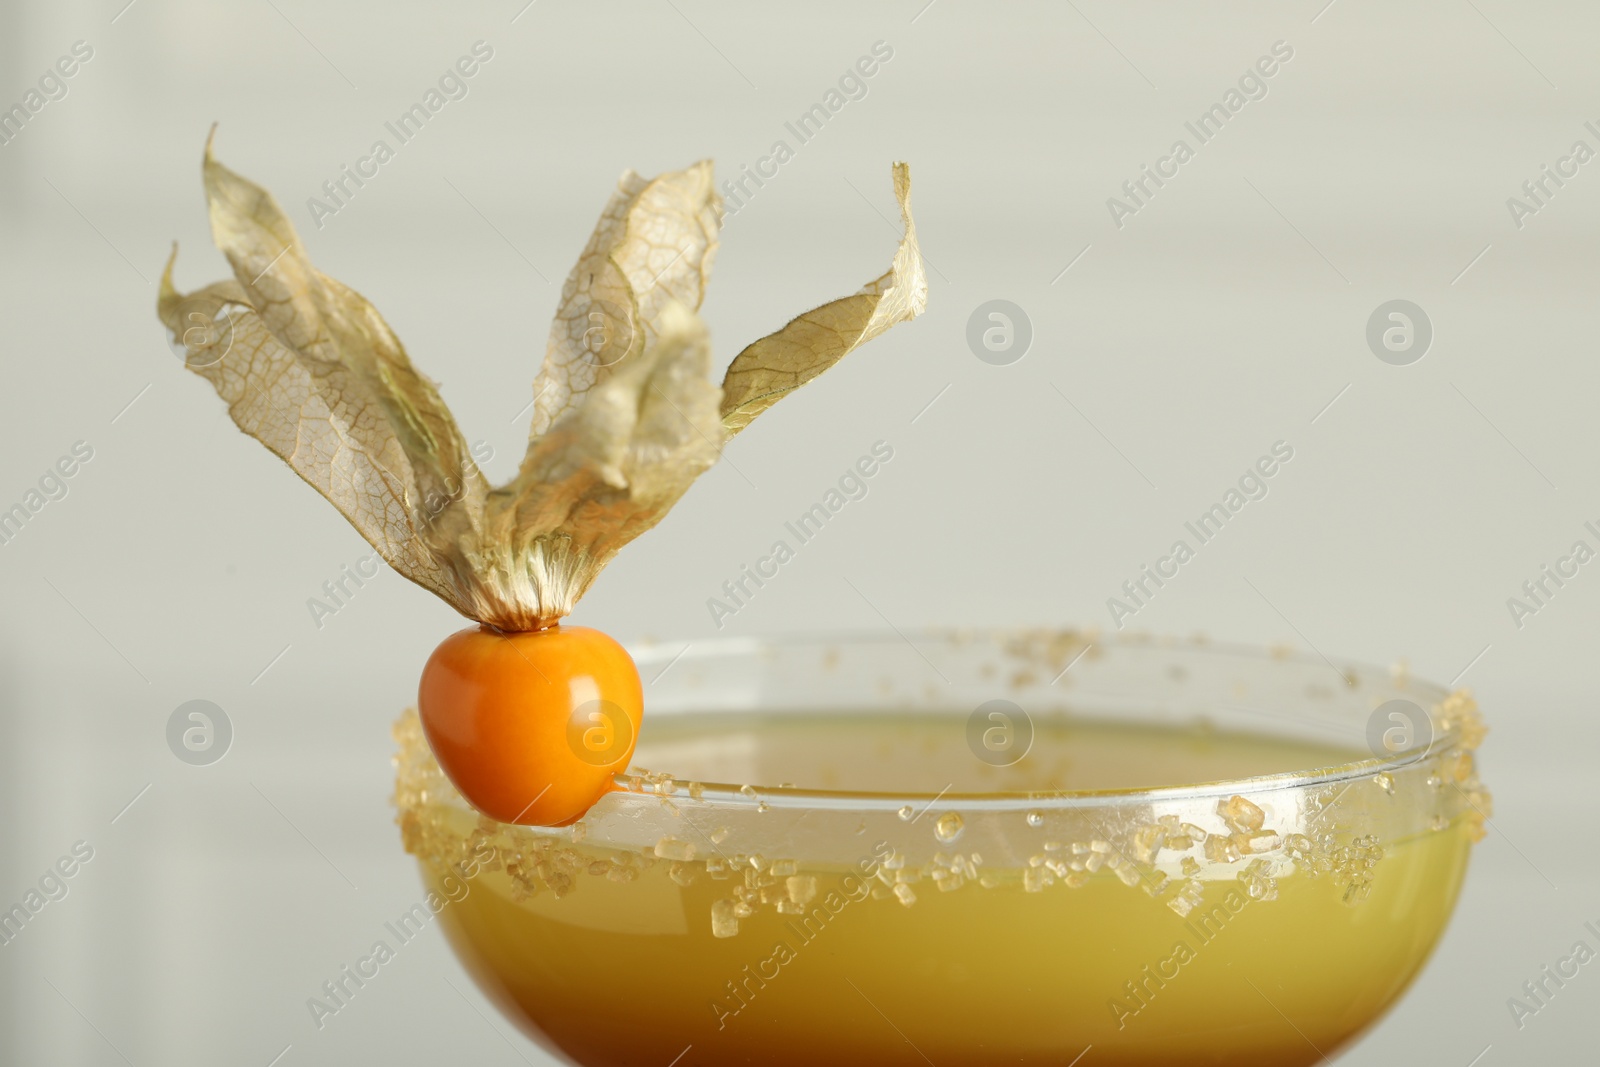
[[0, 1, 1593, 1063]]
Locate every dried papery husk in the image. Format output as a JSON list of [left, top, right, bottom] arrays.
[[159, 131, 926, 629]]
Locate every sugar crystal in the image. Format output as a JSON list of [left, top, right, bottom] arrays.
[[653, 836, 696, 861], [1219, 795, 1265, 834], [786, 875, 818, 906], [1131, 825, 1164, 864], [711, 899, 739, 938], [1240, 831, 1282, 855], [1204, 834, 1241, 864]]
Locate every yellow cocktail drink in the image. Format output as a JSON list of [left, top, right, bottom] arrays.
[[397, 646, 1489, 1067]]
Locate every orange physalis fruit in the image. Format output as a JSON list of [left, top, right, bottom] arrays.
[[419, 626, 642, 826], [159, 129, 926, 825]]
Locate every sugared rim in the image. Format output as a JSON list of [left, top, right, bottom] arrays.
[[601, 629, 1465, 812]]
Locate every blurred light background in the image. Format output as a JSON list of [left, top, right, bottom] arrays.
[[1, 0, 1595, 1063]]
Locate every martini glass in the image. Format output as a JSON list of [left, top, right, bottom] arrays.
[[394, 631, 1489, 1066]]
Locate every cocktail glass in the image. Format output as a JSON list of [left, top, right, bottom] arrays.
[[394, 631, 1489, 1066]]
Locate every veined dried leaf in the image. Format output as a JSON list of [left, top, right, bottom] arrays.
[[472, 302, 724, 626], [159, 138, 489, 618], [719, 162, 926, 436], [159, 135, 925, 630], [529, 162, 719, 439], [201, 139, 486, 533]]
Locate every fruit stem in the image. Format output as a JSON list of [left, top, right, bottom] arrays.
[[479, 616, 563, 636]]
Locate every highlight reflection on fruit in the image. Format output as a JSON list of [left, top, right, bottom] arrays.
[[158, 128, 925, 825]]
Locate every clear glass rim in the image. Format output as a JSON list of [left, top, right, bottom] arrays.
[[615, 629, 1460, 811]]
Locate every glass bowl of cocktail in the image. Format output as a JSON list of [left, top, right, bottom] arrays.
[[394, 631, 1490, 1067]]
